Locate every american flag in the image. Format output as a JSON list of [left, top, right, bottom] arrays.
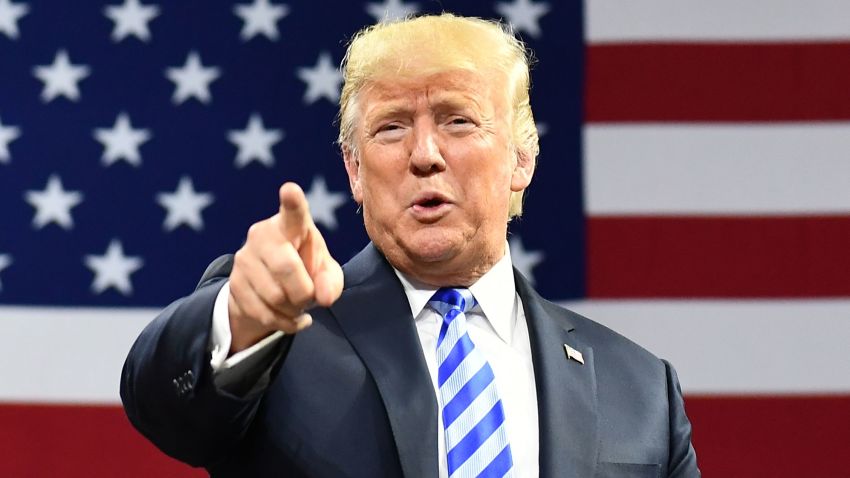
[[1, 0, 847, 476]]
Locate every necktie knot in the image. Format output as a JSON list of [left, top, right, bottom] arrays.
[[428, 287, 477, 316]]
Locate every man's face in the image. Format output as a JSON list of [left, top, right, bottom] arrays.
[[344, 68, 534, 286]]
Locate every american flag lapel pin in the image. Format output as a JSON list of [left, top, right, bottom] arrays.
[[564, 344, 584, 365]]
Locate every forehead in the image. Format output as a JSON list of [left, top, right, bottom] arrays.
[[358, 69, 507, 116]]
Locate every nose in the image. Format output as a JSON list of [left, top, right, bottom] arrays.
[[409, 120, 446, 175]]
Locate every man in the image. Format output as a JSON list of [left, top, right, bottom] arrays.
[[121, 13, 700, 477]]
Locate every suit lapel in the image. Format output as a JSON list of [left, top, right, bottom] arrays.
[[327, 245, 599, 477], [330, 244, 438, 477], [516, 270, 599, 478]]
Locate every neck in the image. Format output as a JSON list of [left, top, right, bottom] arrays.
[[388, 242, 505, 288]]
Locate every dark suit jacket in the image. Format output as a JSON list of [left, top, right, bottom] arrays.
[[121, 243, 699, 477]]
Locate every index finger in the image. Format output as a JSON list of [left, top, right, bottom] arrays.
[[278, 182, 313, 247]]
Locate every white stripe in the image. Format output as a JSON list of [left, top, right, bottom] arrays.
[[561, 299, 850, 394], [4, 300, 848, 402], [437, 316, 465, 362], [445, 380, 499, 449], [0, 306, 159, 404], [587, 0, 850, 43], [451, 423, 509, 478], [440, 347, 487, 404], [584, 123, 850, 215]]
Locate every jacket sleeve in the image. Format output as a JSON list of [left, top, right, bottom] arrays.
[[119, 255, 291, 467], [663, 359, 701, 477]]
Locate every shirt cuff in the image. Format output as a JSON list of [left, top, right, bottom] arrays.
[[209, 281, 285, 373]]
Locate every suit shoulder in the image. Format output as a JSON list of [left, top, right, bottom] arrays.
[[197, 254, 234, 288]]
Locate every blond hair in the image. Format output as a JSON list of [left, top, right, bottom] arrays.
[[338, 13, 539, 217]]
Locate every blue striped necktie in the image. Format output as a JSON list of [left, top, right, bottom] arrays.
[[429, 288, 514, 478]]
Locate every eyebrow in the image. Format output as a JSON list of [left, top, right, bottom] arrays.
[[429, 89, 486, 114], [362, 87, 487, 128], [363, 103, 415, 127], [373, 93, 480, 115]]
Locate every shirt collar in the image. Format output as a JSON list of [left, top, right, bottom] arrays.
[[393, 242, 517, 344]]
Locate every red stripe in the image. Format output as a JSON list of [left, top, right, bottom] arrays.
[[587, 216, 850, 298], [686, 394, 850, 477], [585, 42, 850, 122], [0, 404, 203, 478], [2, 397, 847, 476]]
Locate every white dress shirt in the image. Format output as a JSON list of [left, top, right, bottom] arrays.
[[395, 250, 539, 478], [209, 247, 539, 477]]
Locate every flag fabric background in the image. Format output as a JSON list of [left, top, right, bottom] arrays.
[[1, 1, 847, 476]]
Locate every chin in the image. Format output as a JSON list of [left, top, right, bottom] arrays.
[[409, 238, 457, 263], [401, 227, 465, 263]]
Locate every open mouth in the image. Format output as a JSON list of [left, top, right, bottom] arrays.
[[417, 197, 445, 208], [411, 193, 452, 219]]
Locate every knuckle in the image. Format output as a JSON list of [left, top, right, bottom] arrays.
[[280, 256, 299, 277], [268, 246, 299, 277], [246, 222, 266, 242], [233, 249, 247, 268], [256, 309, 277, 327], [263, 286, 287, 307], [246, 223, 259, 239], [288, 281, 316, 308]]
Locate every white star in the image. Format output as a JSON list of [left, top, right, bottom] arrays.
[[32, 50, 91, 103], [103, 0, 160, 42], [305, 176, 347, 230], [0, 254, 11, 291], [297, 52, 342, 104], [509, 236, 544, 285], [536, 122, 548, 138], [24, 174, 83, 230], [93, 112, 151, 167], [156, 176, 214, 231], [0, 0, 28, 39], [233, 0, 288, 41], [84, 239, 143, 295], [165, 51, 221, 105], [227, 113, 283, 168], [0, 116, 21, 163], [365, 0, 419, 23], [495, 0, 550, 39]]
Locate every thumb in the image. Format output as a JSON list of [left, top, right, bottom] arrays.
[[300, 222, 341, 305], [313, 255, 344, 307]]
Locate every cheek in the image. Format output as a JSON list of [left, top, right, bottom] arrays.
[[456, 168, 512, 219], [358, 156, 406, 209], [472, 158, 516, 210]]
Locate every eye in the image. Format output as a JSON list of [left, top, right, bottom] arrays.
[[444, 116, 476, 133], [448, 116, 473, 126], [373, 123, 406, 141]]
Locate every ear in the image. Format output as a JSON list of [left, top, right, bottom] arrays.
[[510, 148, 535, 192], [342, 145, 363, 204]]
